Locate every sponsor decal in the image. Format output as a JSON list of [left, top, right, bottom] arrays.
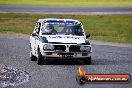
[[48, 36, 79, 39], [76, 66, 130, 84]]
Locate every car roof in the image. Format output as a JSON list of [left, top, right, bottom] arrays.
[[37, 18, 80, 23]]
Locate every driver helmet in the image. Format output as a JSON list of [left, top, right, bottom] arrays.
[[43, 23, 54, 33]]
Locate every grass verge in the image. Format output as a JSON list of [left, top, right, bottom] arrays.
[[0, 0, 132, 6], [0, 13, 132, 43]]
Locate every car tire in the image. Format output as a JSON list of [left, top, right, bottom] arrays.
[[84, 56, 91, 65], [30, 47, 37, 61], [37, 48, 45, 65]]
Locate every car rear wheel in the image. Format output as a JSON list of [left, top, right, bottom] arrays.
[[30, 47, 37, 61]]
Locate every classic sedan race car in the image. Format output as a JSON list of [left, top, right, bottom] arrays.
[[29, 18, 92, 65]]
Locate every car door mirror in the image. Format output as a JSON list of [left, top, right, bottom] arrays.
[[32, 33, 37, 36], [86, 34, 90, 38]]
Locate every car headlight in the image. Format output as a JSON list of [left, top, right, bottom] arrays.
[[43, 44, 54, 50], [80, 46, 91, 52]]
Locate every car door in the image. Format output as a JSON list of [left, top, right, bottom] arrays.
[[30, 34, 36, 55], [30, 22, 41, 55], [34, 22, 41, 55]]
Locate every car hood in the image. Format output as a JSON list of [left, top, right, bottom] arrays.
[[41, 35, 87, 44]]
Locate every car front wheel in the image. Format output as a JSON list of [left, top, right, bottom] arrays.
[[79, 56, 91, 65], [84, 56, 91, 65], [37, 48, 45, 65]]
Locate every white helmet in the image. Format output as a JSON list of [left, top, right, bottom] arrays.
[[43, 23, 54, 33]]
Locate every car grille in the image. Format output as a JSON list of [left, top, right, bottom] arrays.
[[69, 45, 81, 52], [54, 45, 66, 51]]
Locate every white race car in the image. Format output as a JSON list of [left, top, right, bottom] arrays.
[[29, 18, 92, 65]]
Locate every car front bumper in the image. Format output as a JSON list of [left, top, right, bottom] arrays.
[[41, 51, 91, 60]]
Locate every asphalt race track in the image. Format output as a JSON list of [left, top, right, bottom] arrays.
[[0, 5, 132, 14], [0, 35, 132, 88]]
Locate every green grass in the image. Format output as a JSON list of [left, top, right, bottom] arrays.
[[0, 0, 132, 6], [0, 13, 132, 43]]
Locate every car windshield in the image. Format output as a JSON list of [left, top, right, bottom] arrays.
[[41, 22, 84, 36]]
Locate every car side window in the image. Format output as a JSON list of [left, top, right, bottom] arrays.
[[35, 22, 41, 34]]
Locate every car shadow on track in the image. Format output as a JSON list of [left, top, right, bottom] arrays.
[[44, 60, 90, 65]]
